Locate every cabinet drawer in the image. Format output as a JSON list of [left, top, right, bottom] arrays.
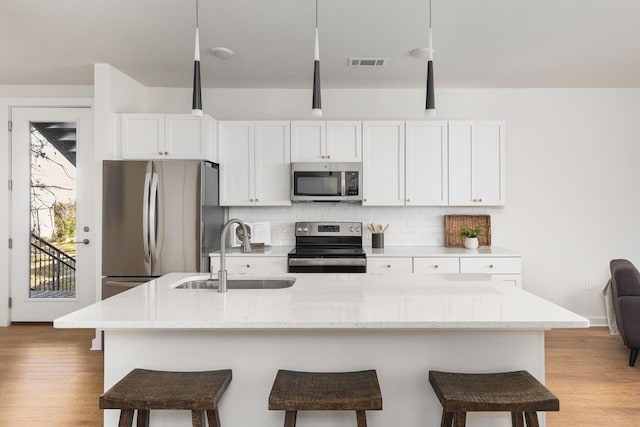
[[413, 257, 459, 274], [459, 257, 521, 274], [214, 256, 288, 275], [367, 257, 413, 274]]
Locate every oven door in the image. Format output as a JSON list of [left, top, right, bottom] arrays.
[[288, 257, 367, 273]]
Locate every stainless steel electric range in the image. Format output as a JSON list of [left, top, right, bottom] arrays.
[[287, 221, 366, 273]]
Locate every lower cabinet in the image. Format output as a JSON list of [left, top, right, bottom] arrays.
[[367, 257, 413, 274], [413, 257, 459, 274], [211, 256, 288, 275], [210, 253, 522, 286]]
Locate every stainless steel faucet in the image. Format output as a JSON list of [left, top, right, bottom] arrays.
[[216, 218, 252, 293]]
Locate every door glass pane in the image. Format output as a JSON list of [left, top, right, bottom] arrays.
[[29, 122, 77, 298]]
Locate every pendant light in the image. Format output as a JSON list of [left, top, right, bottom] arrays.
[[425, 0, 435, 117], [191, 0, 203, 116], [311, 0, 322, 118]]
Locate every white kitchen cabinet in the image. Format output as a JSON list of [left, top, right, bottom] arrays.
[[405, 121, 448, 206], [448, 121, 505, 206], [218, 121, 291, 206], [413, 257, 459, 274], [211, 256, 288, 275], [120, 113, 216, 161], [459, 256, 522, 288], [291, 121, 361, 162], [362, 121, 405, 206], [367, 257, 413, 274]]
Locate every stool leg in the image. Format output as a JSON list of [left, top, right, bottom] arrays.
[[284, 410, 297, 427], [191, 410, 206, 427], [356, 410, 367, 427], [453, 412, 466, 427], [206, 409, 222, 427], [524, 412, 540, 427], [118, 409, 135, 427], [136, 409, 150, 427], [440, 411, 454, 427], [511, 412, 525, 427]]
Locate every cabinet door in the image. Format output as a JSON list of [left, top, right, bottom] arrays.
[[476, 121, 505, 205], [367, 257, 413, 274], [120, 114, 164, 159], [447, 121, 475, 205], [225, 257, 288, 274], [459, 257, 522, 274], [362, 121, 405, 206], [291, 121, 325, 162], [254, 121, 291, 206], [326, 121, 362, 162], [164, 114, 206, 159], [405, 121, 448, 205], [413, 257, 460, 274], [218, 121, 254, 206]]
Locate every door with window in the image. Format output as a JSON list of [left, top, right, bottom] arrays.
[[10, 107, 95, 321]]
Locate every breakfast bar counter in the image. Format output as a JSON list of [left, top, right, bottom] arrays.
[[55, 273, 588, 427]]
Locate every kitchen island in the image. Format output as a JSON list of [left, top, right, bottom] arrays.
[[55, 273, 588, 427]]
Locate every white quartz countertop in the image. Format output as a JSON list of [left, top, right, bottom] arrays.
[[55, 272, 587, 330], [210, 246, 519, 257]]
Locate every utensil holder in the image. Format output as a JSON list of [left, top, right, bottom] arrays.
[[372, 233, 384, 249]]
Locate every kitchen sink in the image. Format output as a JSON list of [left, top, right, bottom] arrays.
[[175, 278, 295, 290]]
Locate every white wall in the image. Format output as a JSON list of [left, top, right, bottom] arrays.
[[0, 85, 93, 326], [147, 86, 640, 324]]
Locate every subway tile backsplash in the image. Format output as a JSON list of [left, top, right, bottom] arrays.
[[229, 204, 491, 247]]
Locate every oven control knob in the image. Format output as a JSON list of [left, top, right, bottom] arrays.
[[303, 228, 309, 232], [350, 227, 354, 232], [297, 227, 302, 232]]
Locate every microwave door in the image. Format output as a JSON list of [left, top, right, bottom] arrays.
[[295, 172, 341, 197]]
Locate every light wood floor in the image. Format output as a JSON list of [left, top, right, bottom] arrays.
[[0, 325, 638, 426]]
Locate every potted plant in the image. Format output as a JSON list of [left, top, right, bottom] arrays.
[[459, 227, 482, 249]]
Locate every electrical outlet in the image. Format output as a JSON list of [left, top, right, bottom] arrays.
[[584, 280, 593, 291]]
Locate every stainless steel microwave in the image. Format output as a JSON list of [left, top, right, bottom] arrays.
[[291, 162, 362, 202]]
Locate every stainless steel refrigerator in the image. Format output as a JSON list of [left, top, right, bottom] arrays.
[[101, 160, 224, 298]]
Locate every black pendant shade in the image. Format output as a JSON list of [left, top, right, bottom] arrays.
[[192, 59, 202, 114], [312, 60, 321, 111], [426, 60, 435, 112]]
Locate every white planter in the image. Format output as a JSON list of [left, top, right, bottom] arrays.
[[464, 237, 479, 249]]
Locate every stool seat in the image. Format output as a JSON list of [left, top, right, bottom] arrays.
[[429, 370, 558, 427], [269, 370, 382, 427], [100, 369, 231, 427]]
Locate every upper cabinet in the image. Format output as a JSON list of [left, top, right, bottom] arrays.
[[119, 113, 217, 161], [405, 121, 448, 206], [291, 121, 362, 162], [448, 121, 505, 206], [218, 121, 291, 207], [362, 121, 405, 206]]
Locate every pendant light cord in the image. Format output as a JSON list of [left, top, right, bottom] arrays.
[[429, 0, 432, 29], [196, 0, 199, 28], [315, 0, 318, 28]]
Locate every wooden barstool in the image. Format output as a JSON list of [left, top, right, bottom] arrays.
[[100, 368, 232, 427], [268, 369, 382, 427], [428, 370, 559, 427]]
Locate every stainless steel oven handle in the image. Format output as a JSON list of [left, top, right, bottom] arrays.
[[288, 258, 367, 267]]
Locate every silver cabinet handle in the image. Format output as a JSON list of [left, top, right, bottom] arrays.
[[246, 264, 250, 268], [434, 265, 439, 269], [489, 264, 494, 269], [74, 239, 90, 245], [386, 265, 392, 268]]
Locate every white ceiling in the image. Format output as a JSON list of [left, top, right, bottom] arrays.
[[2, 0, 639, 89]]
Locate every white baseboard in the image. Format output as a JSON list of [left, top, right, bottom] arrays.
[[587, 316, 608, 327]]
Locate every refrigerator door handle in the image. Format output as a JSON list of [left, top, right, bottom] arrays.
[[149, 172, 159, 264], [142, 171, 152, 264]]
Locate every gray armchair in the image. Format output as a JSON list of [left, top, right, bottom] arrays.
[[610, 259, 640, 366]]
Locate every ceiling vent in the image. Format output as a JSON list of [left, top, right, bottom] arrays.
[[348, 58, 388, 67]]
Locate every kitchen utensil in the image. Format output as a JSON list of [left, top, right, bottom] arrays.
[[382, 224, 389, 233], [376, 224, 383, 233], [368, 224, 375, 233]]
